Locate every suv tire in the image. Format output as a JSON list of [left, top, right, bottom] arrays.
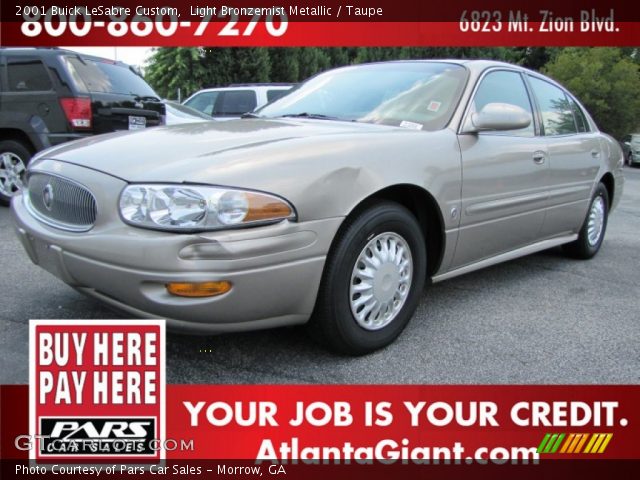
[[0, 139, 32, 206]]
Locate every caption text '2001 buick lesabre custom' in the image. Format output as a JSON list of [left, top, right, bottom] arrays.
[[12, 60, 624, 354]]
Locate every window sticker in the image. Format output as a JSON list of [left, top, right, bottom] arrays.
[[428, 101, 442, 112], [399, 120, 423, 130]]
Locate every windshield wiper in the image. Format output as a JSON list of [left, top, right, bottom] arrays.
[[279, 112, 340, 120], [241, 112, 262, 118]]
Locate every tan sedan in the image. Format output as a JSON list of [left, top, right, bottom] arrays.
[[11, 60, 624, 354]]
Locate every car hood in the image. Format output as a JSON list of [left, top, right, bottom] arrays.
[[37, 118, 413, 183]]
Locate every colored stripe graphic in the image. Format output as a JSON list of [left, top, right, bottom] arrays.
[[559, 433, 575, 453], [539, 433, 613, 454], [584, 434, 599, 453], [544, 434, 559, 453], [550, 433, 565, 453], [569, 433, 586, 453], [597, 434, 613, 453], [574, 433, 589, 453], [537, 433, 551, 453]]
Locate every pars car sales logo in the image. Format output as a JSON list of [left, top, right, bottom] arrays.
[[29, 320, 165, 461]]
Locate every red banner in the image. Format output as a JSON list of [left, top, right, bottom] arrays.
[[1, 0, 640, 46], [3, 384, 640, 461], [2, 22, 639, 47]]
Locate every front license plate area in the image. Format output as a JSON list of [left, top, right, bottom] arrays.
[[32, 239, 61, 277]]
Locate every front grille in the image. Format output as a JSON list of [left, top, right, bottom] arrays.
[[26, 173, 97, 231]]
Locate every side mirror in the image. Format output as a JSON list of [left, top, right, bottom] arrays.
[[462, 103, 532, 133], [623, 141, 631, 146]]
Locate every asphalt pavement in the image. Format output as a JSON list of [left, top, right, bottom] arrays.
[[2, 167, 639, 384]]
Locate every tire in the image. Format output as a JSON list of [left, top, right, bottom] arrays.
[[628, 153, 634, 167], [562, 183, 609, 259], [309, 201, 427, 355], [0, 139, 32, 206]]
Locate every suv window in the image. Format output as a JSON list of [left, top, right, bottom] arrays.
[[184, 92, 219, 116], [6, 56, 52, 92], [214, 90, 257, 116], [65, 57, 157, 97], [0, 61, 5, 91], [267, 89, 289, 103], [472, 70, 534, 136], [529, 77, 577, 136]]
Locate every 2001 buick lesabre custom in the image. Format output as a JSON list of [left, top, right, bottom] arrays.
[[12, 60, 624, 354]]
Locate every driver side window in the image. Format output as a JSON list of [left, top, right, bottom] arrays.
[[472, 70, 535, 137]]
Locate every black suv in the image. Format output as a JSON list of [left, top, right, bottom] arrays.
[[0, 48, 165, 205]]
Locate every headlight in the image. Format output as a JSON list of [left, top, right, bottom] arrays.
[[119, 184, 296, 231]]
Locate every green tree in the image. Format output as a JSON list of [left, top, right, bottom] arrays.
[[145, 48, 209, 100], [267, 48, 301, 82], [543, 48, 640, 139]]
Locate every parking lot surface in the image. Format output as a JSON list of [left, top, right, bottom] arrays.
[[1, 167, 639, 384]]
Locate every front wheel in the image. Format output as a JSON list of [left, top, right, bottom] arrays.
[[563, 183, 609, 259], [309, 201, 427, 355]]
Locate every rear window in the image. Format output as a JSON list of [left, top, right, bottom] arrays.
[[65, 57, 157, 97], [6, 56, 52, 92]]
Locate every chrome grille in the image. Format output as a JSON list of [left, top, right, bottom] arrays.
[[26, 173, 97, 231]]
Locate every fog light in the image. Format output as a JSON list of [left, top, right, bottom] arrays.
[[166, 281, 232, 297]]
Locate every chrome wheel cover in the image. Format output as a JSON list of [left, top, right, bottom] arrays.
[[349, 232, 413, 331], [0, 152, 26, 197], [587, 195, 605, 247]]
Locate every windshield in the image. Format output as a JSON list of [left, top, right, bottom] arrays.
[[258, 62, 468, 131]]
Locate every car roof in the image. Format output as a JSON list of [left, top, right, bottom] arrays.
[[351, 58, 535, 75], [339, 59, 571, 93], [0, 47, 133, 68], [228, 83, 294, 87], [196, 85, 292, 93]]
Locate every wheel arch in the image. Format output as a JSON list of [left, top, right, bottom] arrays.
[[0, 129, 36, 154], [600, 172, 615, 206], [337, 184, 445, 278]]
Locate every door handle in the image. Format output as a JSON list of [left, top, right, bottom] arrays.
[[532, 151, 546, 165], [591, 149, 601, 158]]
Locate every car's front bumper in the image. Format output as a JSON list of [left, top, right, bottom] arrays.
[[11, 169, 343, 333]]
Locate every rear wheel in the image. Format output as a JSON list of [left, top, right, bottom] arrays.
[[309, 201, 427, 355], [562, 183, 609, 259], [0, 140, 32, 206]]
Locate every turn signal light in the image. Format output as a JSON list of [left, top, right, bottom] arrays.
[[166, 281, 232, 297], [244, 192, 294, 222]]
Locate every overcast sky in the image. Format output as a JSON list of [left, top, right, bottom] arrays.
[[60, 47, 154, 67]]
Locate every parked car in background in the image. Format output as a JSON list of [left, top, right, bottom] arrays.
[[0, 47, 164, 205], [164, 100, 215, 124], [182, 83, 293, 120], [12, 60, 623, 354], [621, 133, 640, 167]]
